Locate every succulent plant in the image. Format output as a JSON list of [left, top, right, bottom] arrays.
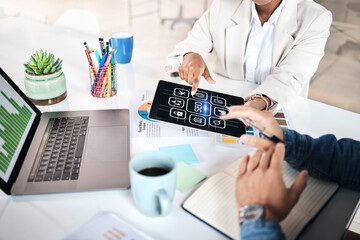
[[24, 49, 63, 75]]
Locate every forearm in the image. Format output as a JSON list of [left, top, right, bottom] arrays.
[[240, 219, 285, 240], [283, 128, 360, 191]]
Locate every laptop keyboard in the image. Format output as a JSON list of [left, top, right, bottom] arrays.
[[28, 116, 88, 182]]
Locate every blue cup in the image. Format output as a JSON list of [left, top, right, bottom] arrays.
[[109, 32, 133, 64], [129, 151, 176, 217]]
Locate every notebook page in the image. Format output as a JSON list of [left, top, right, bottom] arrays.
[[183, 172, 239, 239], [280, 210, 311, 240], [283, 163, 339, 217], [224, 158, 242, 177]]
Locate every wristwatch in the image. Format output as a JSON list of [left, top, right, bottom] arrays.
[[248, 94, 270, 111], [239, 204, 266, 226], [248, 94, 277, 111]]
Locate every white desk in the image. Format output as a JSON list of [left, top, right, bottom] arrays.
[[0, 17, 359, 240]]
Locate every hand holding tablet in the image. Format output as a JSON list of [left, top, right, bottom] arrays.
[[149, 80, 245, 137]]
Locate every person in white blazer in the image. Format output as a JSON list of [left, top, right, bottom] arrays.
[[166, 0, 332, 111]]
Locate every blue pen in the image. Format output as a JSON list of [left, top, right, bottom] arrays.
[[95, 50, 101, 64], [100, 54, 107, 67], [91, 54, 107, 94], [92, 53, 110, 96]]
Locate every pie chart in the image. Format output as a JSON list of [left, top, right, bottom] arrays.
[[138, 100, 157, 122]]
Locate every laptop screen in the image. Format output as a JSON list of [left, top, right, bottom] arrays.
[[0, 72, 37, 183]]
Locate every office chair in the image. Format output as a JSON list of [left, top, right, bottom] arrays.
[[161, 0, 208, 30], [128, 0, 161, 25], [335, 2, 360, 60]]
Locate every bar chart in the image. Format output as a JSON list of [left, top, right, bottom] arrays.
[[0, 91, 32, 173]]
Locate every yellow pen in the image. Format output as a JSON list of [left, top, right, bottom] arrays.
[[107, 65, 111, 97]]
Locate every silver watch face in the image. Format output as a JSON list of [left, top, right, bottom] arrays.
[[241, 204, 265, 221]]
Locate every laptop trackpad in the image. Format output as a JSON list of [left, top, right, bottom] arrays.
[[83, 126, 128, 162]]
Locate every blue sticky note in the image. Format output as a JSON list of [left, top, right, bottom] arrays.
[[159, 144, 199, 164]]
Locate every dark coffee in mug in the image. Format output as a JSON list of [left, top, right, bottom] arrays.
[[130, 151, 176, 217], [138, 167, 169, 176]]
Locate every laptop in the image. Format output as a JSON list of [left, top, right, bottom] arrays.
[[0, 68, 130, 195]]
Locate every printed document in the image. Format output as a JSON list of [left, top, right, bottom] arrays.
[[130, 91, 208, 138]]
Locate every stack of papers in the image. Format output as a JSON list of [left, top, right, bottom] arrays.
[[65, 212, 153, 240]]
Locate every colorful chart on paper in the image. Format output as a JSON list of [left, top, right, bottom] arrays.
[[217, 109, 292, 146], [138, 101, 157, 122]]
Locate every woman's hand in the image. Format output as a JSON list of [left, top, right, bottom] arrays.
[[178, 52, 216, 95]]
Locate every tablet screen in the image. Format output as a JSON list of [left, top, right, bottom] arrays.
[[149, 80, 245, 137]]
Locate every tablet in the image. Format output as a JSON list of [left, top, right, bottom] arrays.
[[149, 80, 245, 137]]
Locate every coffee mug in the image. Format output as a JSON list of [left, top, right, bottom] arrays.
[[129, 151, 176, 217], [109, 32, 133, 64]]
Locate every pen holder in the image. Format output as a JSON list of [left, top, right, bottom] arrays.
[[89, 65, 117, 98]]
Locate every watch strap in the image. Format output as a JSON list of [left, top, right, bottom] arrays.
[[239, 204, 266, 226], [248, 94, 277, 111], [249, 94, 270, 111]]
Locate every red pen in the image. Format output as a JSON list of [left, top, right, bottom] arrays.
[[85, 50, 97, 80], [94, 52, 113, 96]]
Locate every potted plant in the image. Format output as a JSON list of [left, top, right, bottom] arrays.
[[24, 49, 67, 105]]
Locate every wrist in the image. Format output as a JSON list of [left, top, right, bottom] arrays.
[[240, 218, 284, 240], [238, 203, 280, 225], [247, 94, 271, 111], [238, 204, 266, 225], [180, 52, 194, 64], [246, 94, 274, 111], [265, 207, 280, 222]]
